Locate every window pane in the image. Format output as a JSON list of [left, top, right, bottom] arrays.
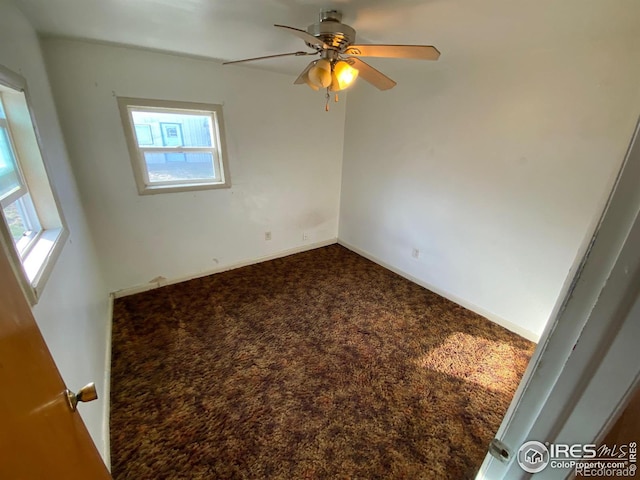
[[118, 98, 230, 193], [2, 193, 42, 252], [131, 110, 213, 148], [0, 98, 6, 119], [143, 152, 217, 183], [134, 124, 154, 145], [3, 199, 27, 242], [0, 126, 23, 201]]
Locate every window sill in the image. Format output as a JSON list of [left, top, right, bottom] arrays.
[[22, 227, 68, 302], [139, 181, 231, 195]]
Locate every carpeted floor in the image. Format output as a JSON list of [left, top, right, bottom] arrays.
[[110, 244, 535, 479]]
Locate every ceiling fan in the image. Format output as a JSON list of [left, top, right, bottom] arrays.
[[223, 10, 440, 109]]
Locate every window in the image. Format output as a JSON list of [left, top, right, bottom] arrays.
[[117, 97, 231, 194], [0, 65, 68, 304], [0, 101, 41, 256]]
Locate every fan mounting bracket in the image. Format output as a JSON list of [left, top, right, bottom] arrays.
[[319, 9, 342, 23], [306, 10, 355, 52]]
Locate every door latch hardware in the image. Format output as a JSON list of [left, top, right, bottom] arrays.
[[489, 438, 512, 463], [65, 382, 98, 412]]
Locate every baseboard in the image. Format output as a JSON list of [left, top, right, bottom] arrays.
[[102, 293, 114, 471], [338, 240, 540, 343], [112, 238, 338, 298]]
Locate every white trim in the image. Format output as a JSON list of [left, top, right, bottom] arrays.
[[112, 238, 338, 298], [0, 64, 69, 305], [25, 227, 67, 299], [139, 147, 217, 153], [117, 96, 231, 195], [0, 210, 33, 303], [102, 293, 113, 471], [337, 240, 539, 342]]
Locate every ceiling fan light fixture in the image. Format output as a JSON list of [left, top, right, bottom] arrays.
[[331, 60, 359, 91], [224, 10, 440, 106], [308, 58, 332, 88], [304, 73, 320, 91]]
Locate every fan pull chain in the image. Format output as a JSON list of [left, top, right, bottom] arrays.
[[325, 88, 330, 112]]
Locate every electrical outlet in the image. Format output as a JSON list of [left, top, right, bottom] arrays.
[[412, 248, 420, 259], [303, 232, 309, 241], [265, 231, 272, 241]]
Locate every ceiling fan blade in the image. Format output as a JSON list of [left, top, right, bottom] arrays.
[[347, 58, 397, 91], [274, 24, 329, 50], [223, 51, 312, 65], [345, 45, 440, 60], [294, 61, 317, 85]]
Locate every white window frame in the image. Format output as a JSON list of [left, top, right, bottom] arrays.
[[0, 106, 42, 258], [2, 193, 42, 258], [117, 97, 231, 195], [0, 65, 68, 305]]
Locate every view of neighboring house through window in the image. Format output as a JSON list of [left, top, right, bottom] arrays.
[[118, 97, 231, 194], [0, 65, 68, 304]]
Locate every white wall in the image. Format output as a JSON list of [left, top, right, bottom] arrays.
[[339, 34, 640, 340], [0, 0, 110, 460], [41, 38, 346, 292]]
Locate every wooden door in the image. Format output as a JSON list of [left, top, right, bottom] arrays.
[[0, 243, 111, 479], [602, 385, 640, 446]]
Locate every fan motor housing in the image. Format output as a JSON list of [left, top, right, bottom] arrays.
[[307, 10, 355, 52]]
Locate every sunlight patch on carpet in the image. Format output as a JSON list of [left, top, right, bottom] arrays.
[[415, 332, 526, 394]]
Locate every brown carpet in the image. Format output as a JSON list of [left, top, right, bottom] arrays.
[[110, 244, 535, 479]]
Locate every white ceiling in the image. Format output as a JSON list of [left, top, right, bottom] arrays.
[[14, 0, 640, 77]]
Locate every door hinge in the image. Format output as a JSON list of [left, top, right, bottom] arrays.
[[489, 438, 512, 463]]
